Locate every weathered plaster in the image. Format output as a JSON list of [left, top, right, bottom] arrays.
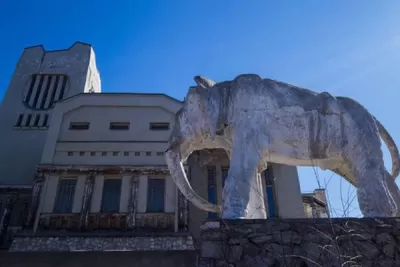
[[166, 74, 400, 219]]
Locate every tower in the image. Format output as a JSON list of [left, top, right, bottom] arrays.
[[0, 42, 101, 186]]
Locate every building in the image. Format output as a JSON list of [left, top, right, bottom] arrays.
[[0, 42, 328, 249]]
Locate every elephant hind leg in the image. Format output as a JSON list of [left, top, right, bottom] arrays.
[[346, 150, 397, 217]]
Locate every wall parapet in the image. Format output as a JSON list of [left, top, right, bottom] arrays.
[[199, 218, 400, 267]]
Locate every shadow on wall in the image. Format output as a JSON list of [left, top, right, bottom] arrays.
[[0, 251, 197, 267]]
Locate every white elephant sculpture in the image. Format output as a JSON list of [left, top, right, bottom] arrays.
[[165, 74, 400, 219]]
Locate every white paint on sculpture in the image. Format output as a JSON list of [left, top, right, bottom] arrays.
[[165, 74, 400, 219]]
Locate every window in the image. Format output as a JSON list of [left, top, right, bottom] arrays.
[[221, 167, 229, 188], [33, 114, 40, 126], [149, 122, 170, 131], [42, 114, 49, 127], [101, 179, 122, 213], [67, 152, 74, 156], [25, 114, 32, 127], [101, 152, 107, 156], [207, 166, 217, 218], [79, 151, 85, 156], [134, 152, 140, 156], [147, 178, 165, 212], [156, 152, 164, 156], [109, 122, 130, 130], [112, 152, 119, 156], [90, 152, 96, 156], [53, 179, 77, 213], [69, 122, 90, 130], [146, 152, 151, 156], [264, 168, 277, 217], [16, 114, 23, 126], [123, 151, 129, 156]]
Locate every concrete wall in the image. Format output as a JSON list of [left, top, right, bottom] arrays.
[[0, 42, 100, 185], [0, 251, 196, 267]]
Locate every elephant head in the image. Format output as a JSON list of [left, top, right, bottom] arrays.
[[165, 76, 222, 213]]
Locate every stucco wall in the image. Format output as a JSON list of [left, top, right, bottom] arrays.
[[0, 42, 99, 185]]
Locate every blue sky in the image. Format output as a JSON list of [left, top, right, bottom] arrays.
[[1, 1, 399, 217]]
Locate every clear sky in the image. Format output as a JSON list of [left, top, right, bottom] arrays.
[[1, 1, 399, 217]]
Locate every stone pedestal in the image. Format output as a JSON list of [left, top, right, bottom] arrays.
[[198, 218, 400, 267]]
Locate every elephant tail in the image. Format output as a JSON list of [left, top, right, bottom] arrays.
[[374, 117, 400, 179]]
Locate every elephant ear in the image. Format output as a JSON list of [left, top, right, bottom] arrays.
[[194, 76, 216, 88]]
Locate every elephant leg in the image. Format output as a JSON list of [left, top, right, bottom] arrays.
[[222, 135, 266, 219], [347, 149, 397, 217], [383, 170, 400, 217]]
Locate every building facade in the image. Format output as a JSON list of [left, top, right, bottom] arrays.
[[0, 42, 328, 248]]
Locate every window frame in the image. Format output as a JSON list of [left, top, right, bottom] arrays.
[[149, 122, 170, 131], [53, 178, 77, 214], [146, 177, 166, 213], [69, 122, 90, 130], [100, 178, 122, 213], [109, 122, 130, 130]]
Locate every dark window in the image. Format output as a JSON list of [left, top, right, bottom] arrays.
[[134, 152, 140, 156], [25, 114, 32, 127], [101, 179, 122, 213], [149, 122, 170, 131], [123, 151, 129, 156], [54, 179, 77, 213], [109, 122, 130, 130], [33, 114, 40, 126], [25, 74, 37, 104], [147, 178, 165, 212], [146, 151, 151, 156], [264, 168, 277, 217], [58, 75, 67, 100], [112, 152, 119, 156], [79, 151, 85, 156], [101, 152, 107, 156], [67, 152, 73, 156], [16, 114, 23, 126], [90, 152, 96, 156], [222, 167, 229, 188], [32, 75, 44, 108], [207, 166, 217, 218], [42, 114, 49, 127], [156, 152, 164, 156], [40, 76, 52, 109], [69, 122, 90, 130]]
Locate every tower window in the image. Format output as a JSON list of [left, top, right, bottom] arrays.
[[42, 114, 49, 127], [33, 114, 40, 127], [25, 114, 32, 127], [16, 114, 23, 127]]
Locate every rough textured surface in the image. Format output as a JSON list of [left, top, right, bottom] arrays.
[[0, 251, 196, 267], [165, 74, 400, 219], [199, 218, 400, 267], [9, 235, 194, 252]]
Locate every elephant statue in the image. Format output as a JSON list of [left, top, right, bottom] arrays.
[[165, 74, 400, 219]]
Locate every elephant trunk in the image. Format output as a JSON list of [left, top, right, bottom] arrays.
[[165, 145, 220, 213]]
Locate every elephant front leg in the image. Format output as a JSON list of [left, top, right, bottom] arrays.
[[222, 139, 267, 219]]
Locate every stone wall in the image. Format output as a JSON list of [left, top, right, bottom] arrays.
[[0, 251, 196, 267], [199, 218, 400, 267], [10, 235, 194, 252]]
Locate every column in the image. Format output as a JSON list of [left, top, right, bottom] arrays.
[[79, 174, 95, 230], [127, 176, 139, 229], [0, 193, 18, 244], [26, 175, 45, 227], [272, 163, 306, 218]]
